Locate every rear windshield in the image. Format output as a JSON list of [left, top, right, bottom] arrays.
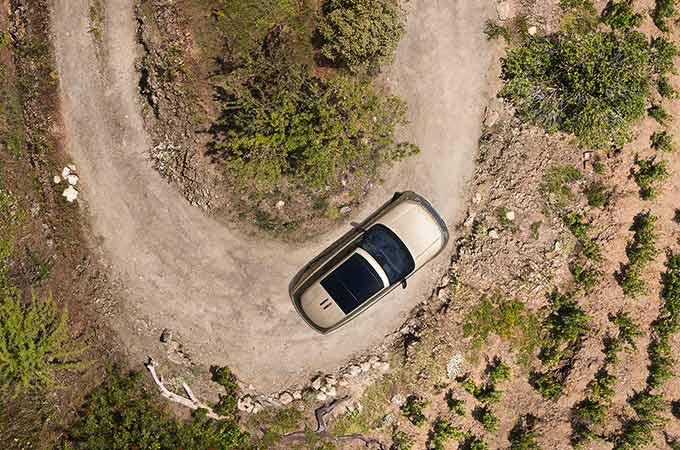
[[321, 253, 384, 315], [360, 224, 415, 285]]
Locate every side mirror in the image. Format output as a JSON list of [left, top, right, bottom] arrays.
[[401, 279, 408, 289]]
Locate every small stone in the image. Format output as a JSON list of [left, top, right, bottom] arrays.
[[292, 390, 302, 400], [315, 391, 327, 402], [489, 229, 500, 239], [237, 395, 254, 412], [483, 108, 500, 127], [68, 163, 77, 172], [473, 193, 482, 204], [496, 1, 511, 20], [278, 392, 294, 405], [463, 212, 476, 227], [381, 413, 395, 427], [368, 355, 380, 365], [340, 206, 351, 215], [67, 174, 79, 186], [345, 365, 362, 377], [554, 241, 562, 252], [324, 375, 337, 386], [251, 401, 263, 414], [374, 361, 390, 371], [275, 200, 285, 209], [311, 376, 323, 390], [528, 26, 537, 35], [53, 175, 61, 184], [160, 328, 173, 343], [360, 361, 371, 372], [61, 166, 71, 179], [505, 210, 516, 221], [321, 385, 336, 397], [338, 377, 349, 387], [62, 185, 78, 203]]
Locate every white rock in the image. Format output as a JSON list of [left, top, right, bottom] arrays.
[[390, 394, 406, 407], [311, 376, 323, 390], [68, 163, 77, 172], [489, 229, 500, 239], [315, 391, 328, 402], [324, 375, 337, 386], [473, 193, 482, 204], [67, 174, 79, 186], [62, 186, 78, 203], [374, 361, 390, 372], [340, 206, 351, 215], [338, 377, 349, 387], [528, 26, 537, 35], [464, 212, 476, 227], [360, 362, 371, 372], [483, 108, 500, 127], [446, 354, 465, 379], [496, 1, 511, 20], [368, 355, 380, 365], [345, 365, 362, 377], [53, 175, 61, 184], [61, 166, 71, 179], [278, 392, 294, 405], [505, 210, 516, 221], [276, 200, 285, 209], [251, 401, 263, 415], [292, 390, 302, 400], [237, 395, 254, 412]]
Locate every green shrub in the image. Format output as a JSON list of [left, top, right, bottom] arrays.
[[445, 392, 466, 416], [390, 430, 413, 450], [531, 221, 542, 240], [61, 369, 251, 450], [460, 377, 501, 404], [496, 206, 519, 232], [651, 37, 678, 75], [619, 212, 659, 297], [469, 437, 490, 450], [540, 166, 583, 209], [488, 360, 512, 384], [475, 406, 499, 432], [531, 371, 564, 399], [614, 419, 654, 450], [585, 181, 610, 207], [563, 212, 602, 261], [429, 419, 467, 450], [211, 366, 240, 416], [652, 0, 678, 32], [318, 0, 405, 73], [463, 294, 541, 365], [574, 397, 606, 425], [658, 76, 676, 98], [571, 263, 603, 291], [213, 52, 417, 192], [0, 294, 83, 395], [674, 208, 680, 224], [539, 291, 590, 365], [610, 310, 643, 354], [509, 419, 543, 450], [588, 369, 616, 400], [648, 104, 671, 124], [600, 1, 643, 29], [633, 157, 669, 200], [484, 20, 511, 42], [401, 395, 428, 427], [651, 130, 674, 152], [500, 31, 652, 148], [629, 391, 665, 423]]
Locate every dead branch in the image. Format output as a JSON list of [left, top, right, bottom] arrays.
[[144, 357, 226, 420], [282, 396, 386, 450]]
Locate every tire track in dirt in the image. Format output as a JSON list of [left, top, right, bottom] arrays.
[[49, 0, 494, 389]]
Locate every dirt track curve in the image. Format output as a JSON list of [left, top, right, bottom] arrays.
[[50, 0, 494, 390]]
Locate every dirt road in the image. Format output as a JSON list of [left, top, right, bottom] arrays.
[[50, 0, 494, 390]]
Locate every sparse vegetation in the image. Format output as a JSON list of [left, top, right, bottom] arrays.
[[391, 430, 414, 450], [463, 294, 541, 365], [318, 0, 405, 73], [652, 0, 678, 32], [211, 365, 240, 416], [445, 391, 466, 416], [648, 103, 671, 124], [584, 181, 610, 208], [651, 130, 674, 152], [429, 418, 467, 450], [530, 221, 542, 240], [563, 212, 602, 262], [618, 212, 659, 297], [540, 166, 582, 209], [651, 37, 678, 75], [658, 76, 676, 98], [510, 417, 543, 450], [633, 156, 670, 200]]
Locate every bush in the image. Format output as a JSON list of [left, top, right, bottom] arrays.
[[652, 0, 678, 32], [488, 360, 512, 384], [475, 406, 499, 432], [0, 294, 83, 395], [213, 53, 417, 192], [61, 369, 251, 450], [651, 37, 678, 75], [571, 263, 603, 291], [401, 395, 428, 427], [651, 130, 674, 152], [211, 366, 240, 416], [484, 20, 511, 42], [610, 310, 643, 354], [391, 431, 413, 450], [318, 0, 405, 73], [429, 419, 467, 450], [539, 291, 590, 365], [509, 418, 543, 450], [469, 437, 490, 450], [585, 181, 610, 207], [531, 371, 564, 399], [500, 31, 652, 148], [633, 157, 669, 200], [619, 212, 659, 297], [648, 104, 671, 124], [445, 392, 466, 416], [563, 212, 601, 261], [600, 1, 643, 29], [658, 77, 676, 98], [629, 391, 665, 423], [675, 208, 680, 224]]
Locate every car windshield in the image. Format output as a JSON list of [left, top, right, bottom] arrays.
[[359, 224, 415, 285], [321, 253, 384, 315]]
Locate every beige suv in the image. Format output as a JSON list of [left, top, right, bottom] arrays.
[[290, 191, 449, 334]]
